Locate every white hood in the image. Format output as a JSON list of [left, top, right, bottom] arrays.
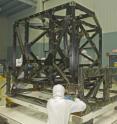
[[53, 84, 65, 98]]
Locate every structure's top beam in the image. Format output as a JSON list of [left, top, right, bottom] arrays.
[[17, 1, 95, 22], [75, 2, 95, 16]]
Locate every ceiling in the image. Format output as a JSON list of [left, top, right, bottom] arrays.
[[0, 0, 37, 16]]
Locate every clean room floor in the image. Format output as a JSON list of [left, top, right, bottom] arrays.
[[0, 81, 116, 124]]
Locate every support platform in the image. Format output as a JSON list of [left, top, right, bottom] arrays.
[[1, 95, 116, 124]]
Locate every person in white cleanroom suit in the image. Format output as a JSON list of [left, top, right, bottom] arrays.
[[47, 84, 86, 124], [16, 55, 23, 67]]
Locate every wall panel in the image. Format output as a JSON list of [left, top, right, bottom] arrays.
[[94, 0, 117, 33]]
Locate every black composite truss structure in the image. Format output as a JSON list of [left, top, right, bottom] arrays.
[[6, 1, 117, 111], [9, 1, 102, 98]]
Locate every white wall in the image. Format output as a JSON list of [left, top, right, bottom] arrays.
[[94, 0, 117, 33]]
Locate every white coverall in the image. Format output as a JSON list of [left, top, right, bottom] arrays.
[[16, 55, 23, 67], [47, 84, 86, 124]]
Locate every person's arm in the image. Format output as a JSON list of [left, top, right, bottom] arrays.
[[70, 98, 86, 113]]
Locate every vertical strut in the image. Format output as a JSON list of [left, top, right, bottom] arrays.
[[24, 19, 29, 79], [68, 6, 79, 83], [12, 23, 17, 72], [24, 19, 30, 59], [99, 29, 102, 66], [49, 14, 56, 60]]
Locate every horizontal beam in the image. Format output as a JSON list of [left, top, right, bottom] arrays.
[[82, 101, 117, 123], [75, 3, 95, 16], [0, 0, 19, 14], [0, 0, 10, 6], [17, 0, 37, 7], [6, 4, 29, 16], [6, 96, 47, 113]]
